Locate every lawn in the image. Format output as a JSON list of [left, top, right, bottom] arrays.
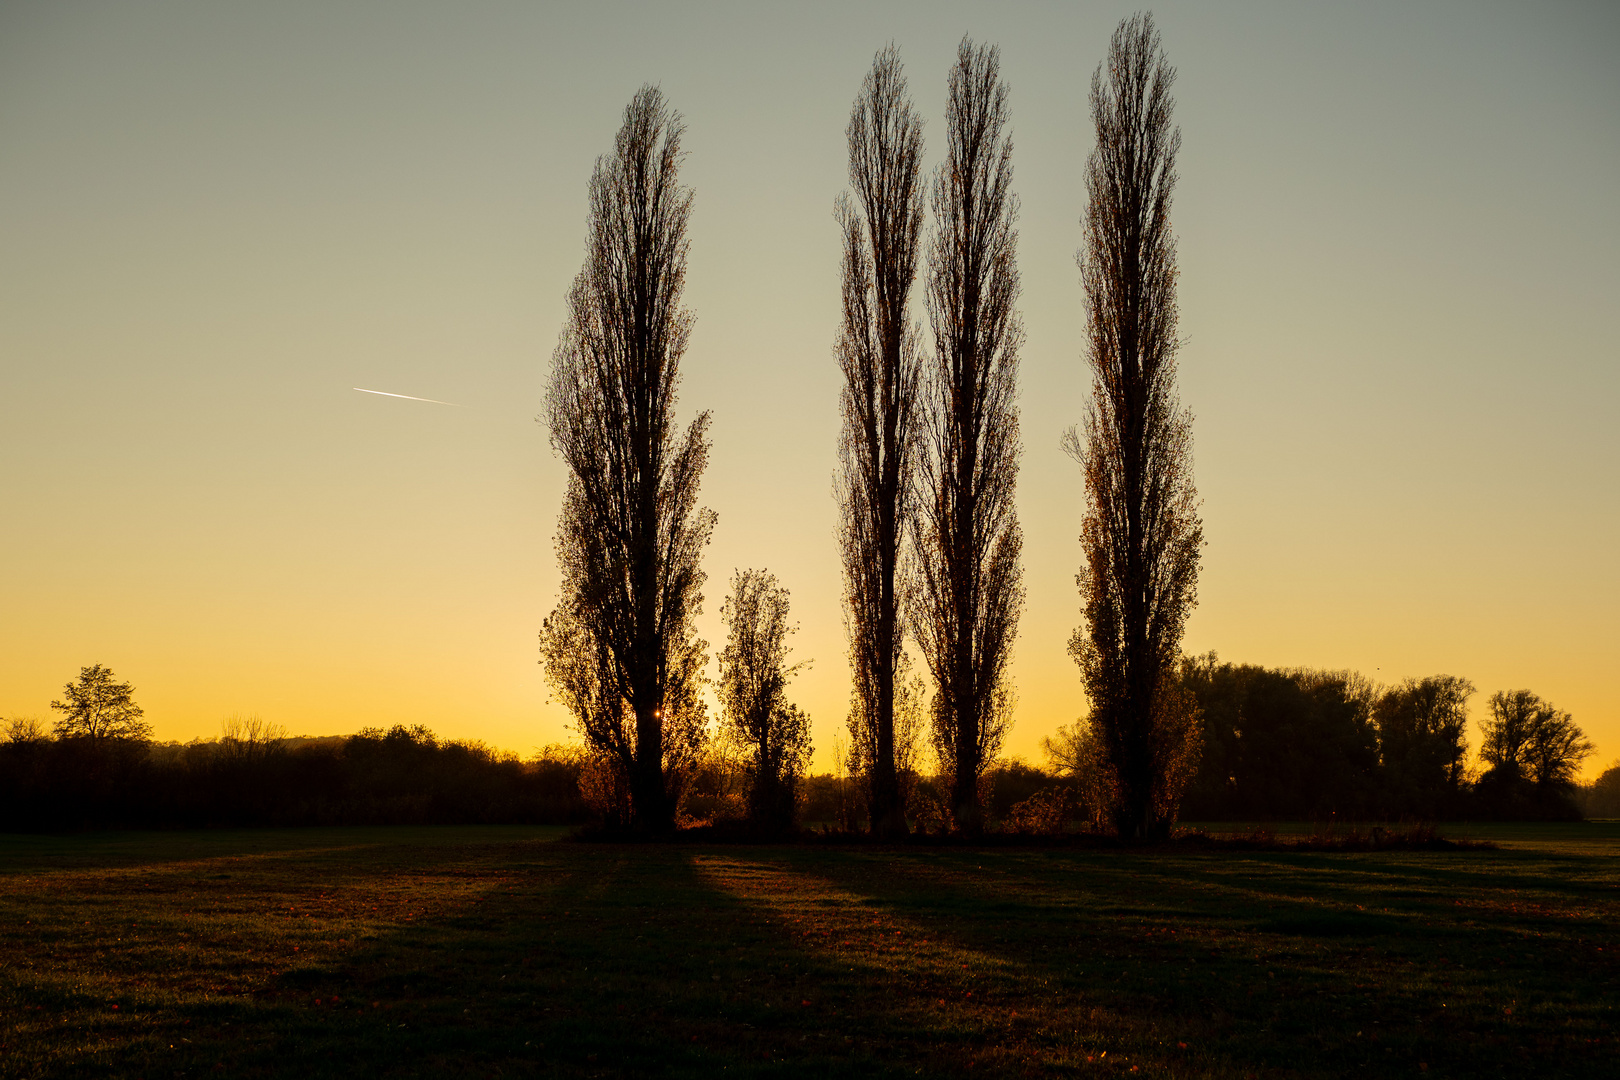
[[1, 823, 1615, 1078]]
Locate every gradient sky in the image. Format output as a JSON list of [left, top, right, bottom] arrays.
[[2, 1, 1616, 777]]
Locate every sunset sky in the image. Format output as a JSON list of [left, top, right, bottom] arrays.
[[2, 1, 1616, 776]]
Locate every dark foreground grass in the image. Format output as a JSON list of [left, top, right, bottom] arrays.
[[1, 824, 1615, 1078]]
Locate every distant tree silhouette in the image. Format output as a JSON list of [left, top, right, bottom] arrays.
[[1064, 14, 1202, 841], [217, 713, 287, 765], [540, 86, 713, 834], [1178, 657, 1380, 820], [50, 664, 151, 743], [836, 46, 927, 839], [1585, 762, 1620, 818], [1522, 702, 1592, 791], [1479, 689, 1541, 784], [1476, 689, 1591, 818], [3, 716, 48, 745], [1, 717, 593, 831], [717, 569, 813, 832], [915, 38, 1025, 835], [1374, 676, 1473, 817]]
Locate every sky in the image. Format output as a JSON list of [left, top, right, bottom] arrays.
[[1, 0, 1616, 777]]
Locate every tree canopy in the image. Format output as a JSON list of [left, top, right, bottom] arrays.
[[50, 664, 150, 743]]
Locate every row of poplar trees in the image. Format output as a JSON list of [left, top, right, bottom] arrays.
[[540, 15, 1201, 842]]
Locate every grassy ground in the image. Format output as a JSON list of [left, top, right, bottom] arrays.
[[1, 824, 1615, 1078]]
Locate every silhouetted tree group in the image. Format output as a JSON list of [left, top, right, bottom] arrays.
[[0, 718, 591, 832], [833, 36, 1033, 838], [12, 21, 1596, 842], [1159, 658, 1594, 822], [528, 21, 1208, 839], [1, 666, 590, 831], [4, 652, 1598, 833], [1475, 689, 1595, 819], [529, 17, 1607, 840], [539, 37, 1036, 839]]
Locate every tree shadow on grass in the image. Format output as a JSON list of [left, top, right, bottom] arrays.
[[0, 825, 565, 876], [702, 844, 1618, 1078], [2, 835, 912, 1079], [5, 834, 1615, 1078]]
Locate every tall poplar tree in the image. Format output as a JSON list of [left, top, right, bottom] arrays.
[[1065, 15, 1203, 841], [540, 87, 713, 834], [916, 38, 1025, 834], [836, 46, 926, 838]]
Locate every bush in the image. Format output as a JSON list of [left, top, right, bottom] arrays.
[[1003, 787, 1077, 836]]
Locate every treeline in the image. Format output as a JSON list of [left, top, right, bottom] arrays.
[[8, 650, 1605, 832], [0, 711, 1055, 834], [7, 654, 1607, 833], [2, 713, 1607, 835], [0, 721, 590, 831], [1164, 657, 1593, 822]]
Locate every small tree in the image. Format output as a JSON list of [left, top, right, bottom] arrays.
[[915, 37, 1025, 835], [50, 664, 151, 742], [1042, 718, 1114, 832], [1065, 14, 1202, 840], [717, 570, 813, 832]]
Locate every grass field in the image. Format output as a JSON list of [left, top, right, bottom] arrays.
[[1, 824, 1615, 1078]]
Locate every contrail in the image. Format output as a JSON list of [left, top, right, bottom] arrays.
[[353, 387, 466, 407]]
